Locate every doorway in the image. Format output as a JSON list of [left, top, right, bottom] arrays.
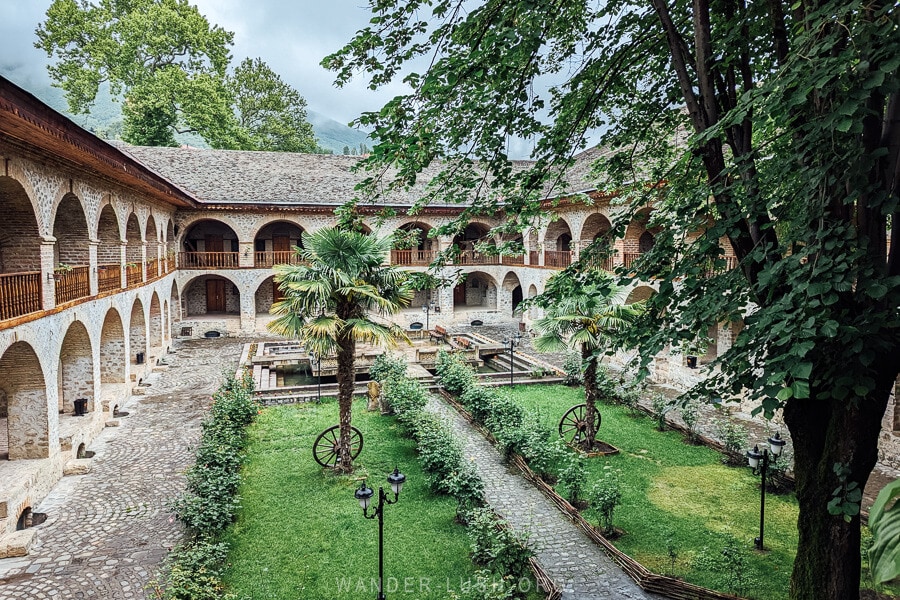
[[206, 279, 226, 312]]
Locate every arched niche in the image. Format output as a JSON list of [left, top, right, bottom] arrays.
[[0, 342, 50, 460]]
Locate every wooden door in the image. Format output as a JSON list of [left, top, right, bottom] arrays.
[[453, 283, 466, 306], [206, 279, 226, 312], [205, 235, 224, 253], [273, 235, 291, 252]]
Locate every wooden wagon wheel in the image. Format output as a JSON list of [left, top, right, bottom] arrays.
[[313, 425, 364, 468], [558, 403, 601, 447]]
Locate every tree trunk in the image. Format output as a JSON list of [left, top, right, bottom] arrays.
[[335, 332, 356, 473], [783, 357, 895, 600], [582, 347, 598, 451]]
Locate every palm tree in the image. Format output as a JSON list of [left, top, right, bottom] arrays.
[[268, 227, 412, 472], [532, 274, 645, 451]]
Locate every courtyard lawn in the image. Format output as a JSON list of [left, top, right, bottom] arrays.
[[510, 384, 798, 599], [223, 399, 536, 600]]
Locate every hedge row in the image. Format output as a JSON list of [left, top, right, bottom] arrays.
[[151, 370, 258, 600]]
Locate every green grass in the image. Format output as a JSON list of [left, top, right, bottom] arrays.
[[510, 384, 798, 599], [223, 399, 540, 599]]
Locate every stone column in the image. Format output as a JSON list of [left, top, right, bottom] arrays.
[[40, 237, 57, 310], [140, 241, 147, 282], [88, 239, 100, 296], [119, 241, 128, 288], [239, 288, 257, 333]]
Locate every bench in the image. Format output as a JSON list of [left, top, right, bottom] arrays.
[[454, 336, 472, 349], [430, 325, 448, 343]]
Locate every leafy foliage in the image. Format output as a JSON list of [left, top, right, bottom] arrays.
[[713, 418, 748, 466], [868, 480, 900, 585], [36, 0, 319, 151], [589, 471, 623, 535], [650, 392, 671, 432], [326, 1, 900, 594], [558, 454, 588, 503]]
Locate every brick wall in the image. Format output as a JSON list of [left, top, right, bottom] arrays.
[[53, 195, 91, 266], [0, 178, 43, 272], [464, 275, 497, 309], [184, 276, 240, 315], [97, 206, 121, 264], [125, 216, 143, 263], [149, 298, 163, 348], [129, 304, 147, 364]]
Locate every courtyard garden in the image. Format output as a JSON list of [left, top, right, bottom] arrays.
[[221, 398, 542, 600]]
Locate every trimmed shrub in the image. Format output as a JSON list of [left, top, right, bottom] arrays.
[[589, 471, 623, 535], [370, 352, 408, 383], [437, 350, 477, 396], [650, 392, 671, 431], [466, 508, 534, 582], [383, 375, 429, 422], [461, 385, 500, 424], [713, 417, 748, 465], [558, 454, 588, 503]]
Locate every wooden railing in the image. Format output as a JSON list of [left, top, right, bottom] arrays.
[[452, 251, 500, 266], [178, 252, 239, 269], [0, 271, 41, 321], [98, 264, 121, 292], [501, 254, 525, 266], [146, 259, 159, 279], [55, 266, 90, 304], [167, 255, 176, 272], [255, 251, 303, 268], [544, 250, 571, 269], [529, 250, 540, 265], [391, 249, 438, 266], [126, 263, 143, 287]]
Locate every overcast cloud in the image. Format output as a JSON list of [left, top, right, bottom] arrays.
[[0, 0, 406, 127]]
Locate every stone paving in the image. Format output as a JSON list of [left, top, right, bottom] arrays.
[[0, 337, 247, 600], [426, 397, 660, 600]]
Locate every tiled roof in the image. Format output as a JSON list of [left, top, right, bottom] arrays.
[[115, 143, 607, 207]]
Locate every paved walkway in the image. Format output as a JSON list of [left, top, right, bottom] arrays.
[[426, 397, 659, 600], [0, 338, 247, 600]]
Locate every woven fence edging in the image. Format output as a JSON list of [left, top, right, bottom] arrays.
[[436, 388, 747, 600]]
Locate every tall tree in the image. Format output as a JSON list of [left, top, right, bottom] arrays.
[[325, 1, 900, 598], [36, 0, 320, 152], [531, 271, 646, 450], [230, 57, 320, 153], [267, 228, 411, 472], [35, 0, 239, 147]]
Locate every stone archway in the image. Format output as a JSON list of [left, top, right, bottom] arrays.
[[0, 342, 50, 460], [169, 281, 181, 336], [130, 299, 147, 369], [99, 308, 126, 412], [58, 321, 94, 414], [181, 219, 239, 268], [182, 275, 240, 316], [253, 221, 304, 267], [501, 271, 523, 317], [97, 203, 122, 292], [0, 176, 43, 319], [149, 292, 163, 351], [454, 271, 498, 310], [52, 193, 91, 304]]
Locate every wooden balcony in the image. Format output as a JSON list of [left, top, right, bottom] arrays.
[[391, 249, 438, 266], [452, 251, 500, 266], [178, 252, 239, 269], [529, 250, 540, 265], [166, 255, 176, 272], [98, 264, 121, 292], [126, 263, 143, 287], [255, 251, 304, 268], [146, 259, 159, 279], [0, 271, 42, 321], [55, 266, 90, 304], [501, 254, 525, 266], [544, 250, 571, 269]]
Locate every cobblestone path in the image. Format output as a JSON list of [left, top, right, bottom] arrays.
[[0, 338, 247, 600], [426, 397, 660, 600]]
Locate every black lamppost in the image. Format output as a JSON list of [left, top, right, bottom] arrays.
[[503, 332, 522, 387], [309, 352, 321, 403], [746, 432, 786, 550], [355, 468, 407, 600], [421, 300, 436, 331]]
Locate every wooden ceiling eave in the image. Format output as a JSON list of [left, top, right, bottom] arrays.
[[0, 83, 197, 208]]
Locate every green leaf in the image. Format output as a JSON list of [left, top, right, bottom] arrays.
[[791, 380, 810, 399], [869, 481, 900, 584], [776, 387, 794, 402]]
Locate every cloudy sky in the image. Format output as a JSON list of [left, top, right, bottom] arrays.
[[0, 0, 407, 127]]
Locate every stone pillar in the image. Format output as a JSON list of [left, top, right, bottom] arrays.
[[239, 241, 255, 268], [40, 238, 57, 310], [88, 239, 100, 296], [240, 288, 257, 333], [119, 241, 128, 288], [437, 271, 455, 323], [140, 242, 147, 282]]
